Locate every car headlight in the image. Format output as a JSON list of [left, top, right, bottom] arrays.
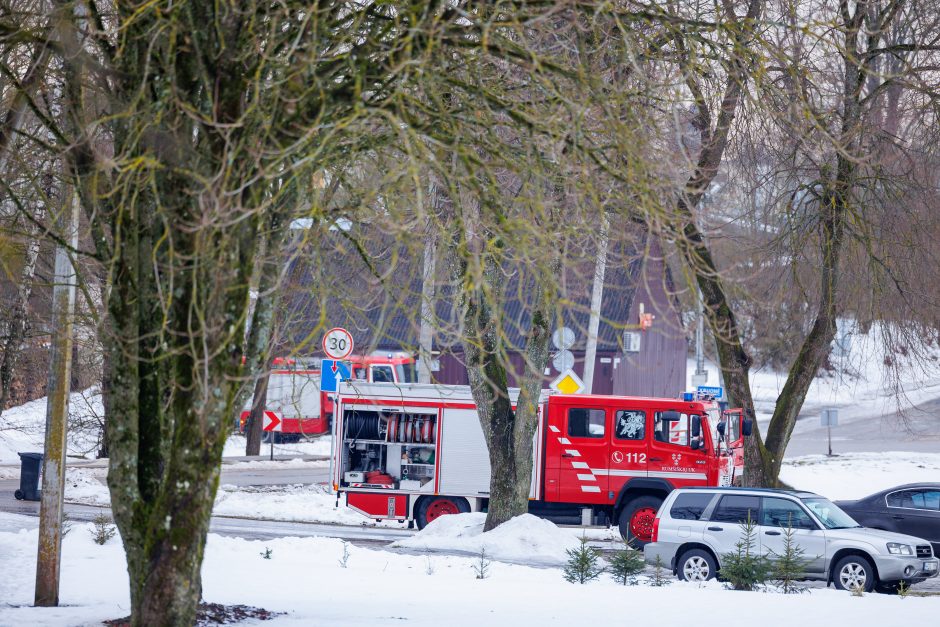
[[887, 543, 913, 556]]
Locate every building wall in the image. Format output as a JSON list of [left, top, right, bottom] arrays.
[[612, 248, 687, 398]]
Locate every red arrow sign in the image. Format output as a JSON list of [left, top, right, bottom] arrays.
[[262, 410, 282, 432]]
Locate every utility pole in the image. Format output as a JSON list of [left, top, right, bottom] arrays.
[[35, 191, 79, 607], [417, 182, 439, 384], [691, 288, 708, 387], [582, 213, 609, 394]]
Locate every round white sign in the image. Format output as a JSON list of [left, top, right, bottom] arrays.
[[322, 327, 354, 360], [552, 349, 575, 372], [552, 327, 575, 350]]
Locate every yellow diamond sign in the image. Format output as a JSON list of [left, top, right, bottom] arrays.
[[550, 369, 584, 395]]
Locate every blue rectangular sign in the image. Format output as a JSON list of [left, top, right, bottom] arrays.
[[696, 385, 724, 399], [320, 359, 351, 393]]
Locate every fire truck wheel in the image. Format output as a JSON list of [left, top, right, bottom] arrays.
[[618, 495, 663, 549], [416, 496, 470, 530], [677, 549, 717, 582]]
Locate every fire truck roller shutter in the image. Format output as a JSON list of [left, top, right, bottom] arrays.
[[613, 478, 673, 549]]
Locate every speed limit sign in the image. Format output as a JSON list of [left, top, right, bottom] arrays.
[[322, 327, 354, 360]]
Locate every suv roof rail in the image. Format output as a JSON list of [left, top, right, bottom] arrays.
[[676, 486, 820, 498]]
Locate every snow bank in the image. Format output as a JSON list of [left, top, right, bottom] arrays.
[[781, 451, 940, 501], [0, 512, 935, 627], [393, 513, 585, 564]]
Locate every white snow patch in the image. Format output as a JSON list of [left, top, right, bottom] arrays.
[[394, 513, 586, 565], [64, 467, 111, 505]]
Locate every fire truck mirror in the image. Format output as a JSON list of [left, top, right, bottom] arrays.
[[742, 419, 753, 437], [716, 421, 726, 436], [690, 438, 702, 451], [659, 410, 680, 423], [691, 416, 702, 438]]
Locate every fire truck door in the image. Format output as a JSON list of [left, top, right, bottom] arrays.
[[648, 411, 709, 487], [555, 406, 610, 505], [607, 409, 650, 496]]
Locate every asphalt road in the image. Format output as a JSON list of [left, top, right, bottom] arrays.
[[785, 397, 940, 457], [0, 500, 412, 545]]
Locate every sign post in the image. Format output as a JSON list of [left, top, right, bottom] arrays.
[[262, 410, 282, 461], [821, 409, 838, 456]]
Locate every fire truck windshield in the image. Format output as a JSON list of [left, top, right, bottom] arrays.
[[396, 363, 417, 383]]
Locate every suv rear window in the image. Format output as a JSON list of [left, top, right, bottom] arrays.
[[670, 493, 714, 520], [710, 495, 760, 524]]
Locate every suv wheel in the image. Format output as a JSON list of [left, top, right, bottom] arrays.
[[677, 549, 717, 582], [832, 555, 876, 593]]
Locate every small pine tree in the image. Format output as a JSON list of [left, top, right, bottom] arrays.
[[649, 554, 669, 587], [720, 513, 770, 591], [897, 580, 909, 598], [770, 516, 809, 594], [473, 548, 491, 580], [90, 513, 117, 545], [563, 535, 603, 584], [608, 541, 645, 585]]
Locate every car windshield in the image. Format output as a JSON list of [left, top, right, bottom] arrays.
[[802, 497, 860, 529]]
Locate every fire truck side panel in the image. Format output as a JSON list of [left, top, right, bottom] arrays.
[[438, 408, 491, 495], [347, 492, 407, 519]]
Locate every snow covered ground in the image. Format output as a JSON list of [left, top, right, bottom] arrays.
[[221, 434, 332, 459], [0, 511, 935, 627]]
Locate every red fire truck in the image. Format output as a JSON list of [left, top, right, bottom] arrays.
[[240, 354, 417, 442], [332, 382, 751, 546]]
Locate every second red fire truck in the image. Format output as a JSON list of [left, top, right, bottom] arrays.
[[240, 353, 417, 442], [332, 382, 751, 546]]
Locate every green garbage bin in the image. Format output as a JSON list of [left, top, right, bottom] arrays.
[[15, 452, 43, 501]]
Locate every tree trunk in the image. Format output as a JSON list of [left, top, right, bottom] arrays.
[[451, 222, 556, 530], [0, 203, 44, 412], [245, 368, 270, 456]]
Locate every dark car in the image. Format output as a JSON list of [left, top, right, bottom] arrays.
[[837, 484, 940, 555]]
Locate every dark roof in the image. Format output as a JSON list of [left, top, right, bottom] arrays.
[[278, 226, 673, 357]]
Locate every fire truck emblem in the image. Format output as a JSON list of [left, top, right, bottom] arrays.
[[612, 450, 624, 464], [671, 453, 682, 465]]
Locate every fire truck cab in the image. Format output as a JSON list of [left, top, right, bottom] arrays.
[[333, 382, 750, 546]]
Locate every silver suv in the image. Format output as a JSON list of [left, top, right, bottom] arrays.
[[644, 487, 939, 592]]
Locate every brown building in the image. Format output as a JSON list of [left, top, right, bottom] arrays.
[[282, 232, 688, 398]]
